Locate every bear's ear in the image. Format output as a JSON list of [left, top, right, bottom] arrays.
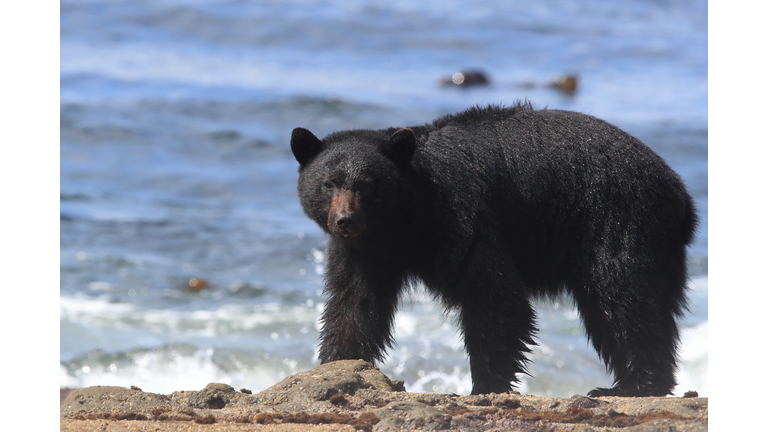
[[291, 127, 323, 166], [382, 128, 416, 167]]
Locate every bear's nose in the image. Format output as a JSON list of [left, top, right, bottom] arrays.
[[328, 189, 366, 238], [332, 212, 365, 238], [335, 214, 354, 230]]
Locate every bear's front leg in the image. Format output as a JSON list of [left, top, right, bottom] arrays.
[[318, 240, 406, 365]]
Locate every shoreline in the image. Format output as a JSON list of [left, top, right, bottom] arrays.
[[62, 360, 707, 431]]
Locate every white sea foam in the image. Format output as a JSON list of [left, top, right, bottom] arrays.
[[61, 277, 708, 397], [673, 320, 708, 396], [60, 294, 321, 337], [60, 347, 308, 395]]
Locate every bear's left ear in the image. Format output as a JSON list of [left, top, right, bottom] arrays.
[[382, 128, 416, 167], [291, 127, 323, 166]]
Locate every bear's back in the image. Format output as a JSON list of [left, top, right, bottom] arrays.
[[414, 104, 686, 206], [407, 104, 695, 284]]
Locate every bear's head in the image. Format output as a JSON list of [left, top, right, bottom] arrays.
[[291, 127, 417, 243]]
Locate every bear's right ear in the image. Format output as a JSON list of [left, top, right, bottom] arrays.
[[291, 127, 323, 166]]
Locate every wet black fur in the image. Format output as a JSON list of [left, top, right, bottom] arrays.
[[291, 102, 697, 397]]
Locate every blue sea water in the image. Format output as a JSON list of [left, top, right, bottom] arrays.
[[60, 0, 708, 397]]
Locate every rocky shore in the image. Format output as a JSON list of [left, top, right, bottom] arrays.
[[61, 360, 707, 431]]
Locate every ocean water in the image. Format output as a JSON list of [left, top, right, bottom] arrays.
[[60, 0, 708, 397]]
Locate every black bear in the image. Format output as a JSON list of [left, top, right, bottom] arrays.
[[290, 102, 697, 397]]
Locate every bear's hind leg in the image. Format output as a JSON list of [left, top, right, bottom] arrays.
[[573, 252, 687, 397]]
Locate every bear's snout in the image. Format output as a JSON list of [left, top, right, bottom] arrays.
[[328, 189, 366, 238], [332, 212, 365, 237]]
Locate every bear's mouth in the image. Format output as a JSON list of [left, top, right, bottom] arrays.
[[330, 229, 362, 239]]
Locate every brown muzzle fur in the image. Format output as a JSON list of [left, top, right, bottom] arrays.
[[327, 189, 366, 238]]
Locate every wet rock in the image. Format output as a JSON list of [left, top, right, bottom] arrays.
[[463, 394, 492, 406], [185, 383, 237, 409], [60, 385, 171, 415], [628, 418, 704, 432], [569, 395, 601, 409], [439, 70, 490, 88], [415, 393, 453, 406], [591, 396, 708, 419], [257, 360, 405, 406], [492, 396, 522, 409], [571, 426, 597, 432], [374, 401, 450, 431]]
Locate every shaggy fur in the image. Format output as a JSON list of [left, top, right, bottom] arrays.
[[290, 102, 697, 396]]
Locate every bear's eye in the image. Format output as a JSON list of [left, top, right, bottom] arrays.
[[322, 181, 334, 190]]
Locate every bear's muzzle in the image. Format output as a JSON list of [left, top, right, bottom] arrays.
[[328, 189, 366, 238]]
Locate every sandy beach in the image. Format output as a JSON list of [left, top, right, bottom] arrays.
[[61, 360, 707, 431]]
